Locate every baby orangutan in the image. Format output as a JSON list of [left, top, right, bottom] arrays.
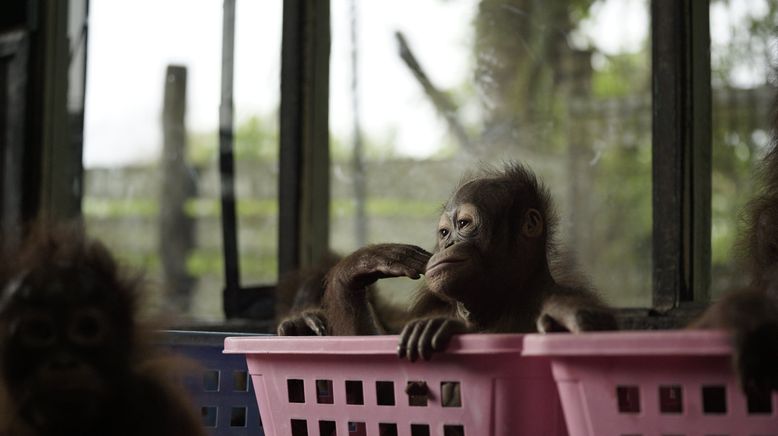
[[0, 225, 205, 436], [279, 163, 617, 360]]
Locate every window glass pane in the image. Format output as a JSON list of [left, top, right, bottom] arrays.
[[232, 1, 282, 287], [84, 0, 280, 322], [710, 0, 776, 298], [329, 0, 651, 307]]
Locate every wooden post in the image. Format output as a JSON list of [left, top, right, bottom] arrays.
[[278, 0, 331, 276], [37, 0, 83, 222], [160, 65, 197, 311], [0, 31, 28, 252], [651, 0, 711, 308]]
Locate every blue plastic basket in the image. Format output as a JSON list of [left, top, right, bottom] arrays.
[[162, 331, 266, 436]]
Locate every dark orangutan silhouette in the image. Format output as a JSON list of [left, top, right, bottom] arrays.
[[691, 100, 778, 394], [0, 225, 205, 436]]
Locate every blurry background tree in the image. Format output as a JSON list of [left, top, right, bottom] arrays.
[[472, 0, 596, 153]]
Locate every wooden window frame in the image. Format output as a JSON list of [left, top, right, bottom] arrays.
[[0, 30, 29, 251]]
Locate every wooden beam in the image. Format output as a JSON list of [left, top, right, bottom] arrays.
[[37, 0, 83, 221], [0, 31, 28, 250], [651, 0, 711, 309], [278, 0, 331, 276]]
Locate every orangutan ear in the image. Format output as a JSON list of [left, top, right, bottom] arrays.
[[522, 208, 544, 238]]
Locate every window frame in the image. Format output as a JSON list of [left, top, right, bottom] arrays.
[[0, 30, 29, 250], [637, 0, 712, 327]]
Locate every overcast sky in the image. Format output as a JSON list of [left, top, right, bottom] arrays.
[[83, 0, 764, 167]]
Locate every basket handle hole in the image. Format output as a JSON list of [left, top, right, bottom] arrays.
[[346, 380, 364, 405], [444, 424, 465, 436], [318, 420, 336, 436], [348, 421, 366, 435], [379, 423, 398, 436], [746, 389, 773, 414], [407, 381, 429, 407], [203, 370, 220, 392], [316, 380, 334, 404], [201, 406, 218, 428], [376, 381, 395, 406], [441, 381, 462, 407], [288, 379, 306, 403], [410, 423, 430, 436], [616, 386, 640, 413], [291, 419, 308, 436], [702, 385, 727, 414], [659, 385, 683, 413], [229, 407, 246, 427], [233, 370, 249, 392]]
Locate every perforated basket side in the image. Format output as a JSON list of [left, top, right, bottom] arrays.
[[163, 331, 265, 436], [225, 334, 568, 436], [524, 331, 778, 436]]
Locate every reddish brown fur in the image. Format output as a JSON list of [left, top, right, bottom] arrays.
[[409, 164, 603, 330], [275, 252, 341, 325], [738, 144, 778, 294], [0, 224, 205, 436], [275, 251, 427, 336]]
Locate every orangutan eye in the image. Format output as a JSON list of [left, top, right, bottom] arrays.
[[16, 314, 56, 348], [457, 219, 471, 228], [69, 308, 108, 346], [439, 228, 449, 238]]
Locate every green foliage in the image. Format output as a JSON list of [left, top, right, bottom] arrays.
[[592, 52, 650, 98], [184, 198, 278, 218], [598, 141, 652, 253], [83, 198, 158, 218], [235, 114, 279, 160], [333, 198, 440, 219], [85, 196, 437, 221], [330, 130, 402, 163], [187, 113, 279, 165], [185, 249, 277, 278], [85, 197, 277, 220], [587, 136, 653, 303], [188, 131, 218, 165]]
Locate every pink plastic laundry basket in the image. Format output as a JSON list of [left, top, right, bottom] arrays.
[[224, 334, 568, 436], [523, 330, 778, 436]]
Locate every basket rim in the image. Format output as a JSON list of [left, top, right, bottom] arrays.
[[223, 333, 526, 355], [522, 330, 732, 357], [161, 330, 268, 347]]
